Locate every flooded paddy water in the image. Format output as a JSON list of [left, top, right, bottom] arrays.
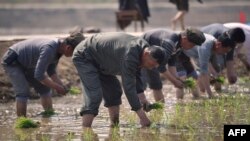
[[1, 39, 250, 141], [1, 1, 250, 140], [1, 79, 250, 141]]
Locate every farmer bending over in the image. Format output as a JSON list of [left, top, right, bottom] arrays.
[[1, 31, 84, 117], [72, 32, 167, 127]]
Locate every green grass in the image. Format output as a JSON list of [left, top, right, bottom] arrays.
[[15, 117, 39, 128]]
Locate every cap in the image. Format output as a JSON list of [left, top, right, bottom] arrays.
[[65, 32, 85, 49], [186, 28, 206, 45], [149, 45, 167, 65]]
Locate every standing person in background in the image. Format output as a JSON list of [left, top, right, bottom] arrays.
[[72, 32, 168, 127], [170, 0, 189, 31], [1, 31, 84, 117], [169, 0, 203, 31]]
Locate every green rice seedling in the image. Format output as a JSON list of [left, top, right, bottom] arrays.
[[167, 94, 250, 140], [41, 134, 50, 141], [109, 127, 121, 141], [40, 108, 55, 117], [66, 132, 75, 141], [239, 76, 250, 83], [82, 128, 97, 141], [215, 76, 225, 84], [143, 102, 164, 112], [124, 111, 137, 127], [15, 117, 39, 128], [184, 77, 196, 89], [149, 109, 165, 124], [14, 128, 31, 141], [68, 87, 81, 95], [210, 76, 225, 84], [148, 102, 164, 110]]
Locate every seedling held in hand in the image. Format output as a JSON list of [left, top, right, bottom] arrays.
[[210, 76, 225, 84], [184, 77, 196, 89], [68, 87, 81, 95], [143, 102, 164, 112]]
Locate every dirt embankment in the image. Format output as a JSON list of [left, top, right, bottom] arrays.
[[0, 40, 80, 103]]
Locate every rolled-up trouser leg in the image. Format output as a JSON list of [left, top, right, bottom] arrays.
[[3, 64, 30, 116], [73, 55, 102, 116]]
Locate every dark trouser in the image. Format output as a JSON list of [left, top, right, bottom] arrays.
[[2, 49, 51, 101], [72, 52, 122, 116], [141, 68, 163, 90]]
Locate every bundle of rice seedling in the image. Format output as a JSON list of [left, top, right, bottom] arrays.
[[184, 77, 196, 89], [68, 87, 81, 95], [143, 102, 164, 112], [210, 76, 225, 84], [148, 102, 164, 110], [15, 117, 39, 128], [215, 76, 225, 84], [40, 109, 55, 117]]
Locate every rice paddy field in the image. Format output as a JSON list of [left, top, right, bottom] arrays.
[[0, 72, 250, 141], [0, 1, 250, 139]]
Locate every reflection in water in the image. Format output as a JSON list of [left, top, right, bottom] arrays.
[[14, 128, 37, 141], [1, 81, 250, 141]]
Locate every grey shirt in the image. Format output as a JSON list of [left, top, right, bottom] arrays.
[[10, 38, 61, 81], [183, 34, 215, 74], [201, 23, 234, 61], [141, 28, 179, 73], [74, 32, 149, 111]]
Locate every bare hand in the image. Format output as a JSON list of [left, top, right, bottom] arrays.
[[228, 76, 237, 84], [55, 85, 67, 95], [174, 79, 184, 89], [136, 108, 151, 127], [140, 117, 151, 127], [142, 103, 152, 112]]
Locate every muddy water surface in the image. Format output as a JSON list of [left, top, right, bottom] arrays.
[[0, 82, 229, 141], [1, 40, 250, 141], [0, 82, 205, 141]]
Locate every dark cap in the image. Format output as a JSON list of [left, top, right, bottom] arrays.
[[186, 28, 206, 45], [149, 45, 167, 65], [65, 31, 85, 49]]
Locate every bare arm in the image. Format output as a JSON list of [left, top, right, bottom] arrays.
[[50, 73, 64, 86], [136, 108, 151, 127], [226, 60, 237, 84], [161, 66, 184, 88], [198, 73, 213, 98], [208, 63, 219, 77], [40, 77, 66, 95]]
